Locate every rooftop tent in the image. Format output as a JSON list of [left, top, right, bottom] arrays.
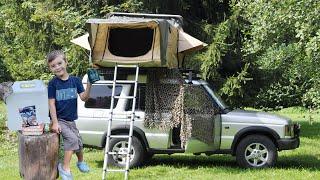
[[71, 13, 207, 68], [86, 17, 178, 68]]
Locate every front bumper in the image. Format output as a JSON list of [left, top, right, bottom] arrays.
[[278, 123, 300, 150], [277, 137, 300, 150]]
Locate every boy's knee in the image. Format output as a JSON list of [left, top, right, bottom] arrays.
[[63, 134, 80, 151]]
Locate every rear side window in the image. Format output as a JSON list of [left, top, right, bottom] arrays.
[[126, 85, 146, 111], [85, 85, 122, 109]]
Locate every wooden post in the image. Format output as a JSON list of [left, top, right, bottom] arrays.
[[19, 132, 59, 180]]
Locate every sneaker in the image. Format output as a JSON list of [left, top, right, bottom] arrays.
[[76, 161, 90, 173], [58, 163, 73, 180]]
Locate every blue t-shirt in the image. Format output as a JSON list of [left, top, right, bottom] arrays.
[[48, 76, 84, 121]]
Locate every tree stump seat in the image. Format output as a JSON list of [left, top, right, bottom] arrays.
[[19, 132, 59, 180]]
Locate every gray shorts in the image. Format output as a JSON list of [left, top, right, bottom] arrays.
[[58, 119, 83, 152]]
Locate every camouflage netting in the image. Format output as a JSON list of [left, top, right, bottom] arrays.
[[144, 69, 219, 148]]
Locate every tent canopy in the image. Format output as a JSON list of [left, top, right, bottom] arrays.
[[71, 13, 207, 68]]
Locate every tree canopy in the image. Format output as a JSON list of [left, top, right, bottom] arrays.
[[0, 0, 319, 109]]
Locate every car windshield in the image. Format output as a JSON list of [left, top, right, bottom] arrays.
[[203, 84, 229, 111]]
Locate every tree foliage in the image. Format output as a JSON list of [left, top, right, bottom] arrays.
[[0, 0, 319, 109], [237, 0, 320, 108]]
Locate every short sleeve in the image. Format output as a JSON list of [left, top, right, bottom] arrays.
[[75, 77, 85, 94], [48, 80, 56, 99]]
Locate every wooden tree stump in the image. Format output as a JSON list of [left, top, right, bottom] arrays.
[[19, 132, 59, 180]]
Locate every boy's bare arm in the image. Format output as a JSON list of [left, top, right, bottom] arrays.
[[79, 83, 92, 102], [48, 98, 61, 133]]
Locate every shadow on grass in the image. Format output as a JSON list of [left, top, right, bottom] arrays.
[[276, 154, 320, 170], [96, 154, 320, 172], [298, 121, 320, 139], [94, 154, 238, 170], [95, 154, 320, 171]]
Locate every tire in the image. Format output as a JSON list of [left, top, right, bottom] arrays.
[[236, 135, 278, 168], [108, 136, 146, 168]]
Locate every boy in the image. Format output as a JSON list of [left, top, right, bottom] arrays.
[[47, 50, 91, 180]]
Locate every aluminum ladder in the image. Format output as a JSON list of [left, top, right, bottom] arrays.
[[102, 64, 139, 180]]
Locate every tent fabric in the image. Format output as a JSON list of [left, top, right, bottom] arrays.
[[178, 31, 208, 53], [70, 13, 207, 68], [166, 26, 179, 68], [70, 34, 90, 50], [86, 19, 168, 67], [158, 20, 169, 65]]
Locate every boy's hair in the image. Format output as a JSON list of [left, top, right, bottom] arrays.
[[47, 50, 66, 63]]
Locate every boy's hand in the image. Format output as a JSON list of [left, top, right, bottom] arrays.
[[51, 122, 61, 134], [87, 68, 100, 84]]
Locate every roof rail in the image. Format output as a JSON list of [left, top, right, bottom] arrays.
[[106, 12, 183, 26]]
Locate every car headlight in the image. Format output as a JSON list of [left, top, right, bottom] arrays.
[[284, 124, 294, 138]]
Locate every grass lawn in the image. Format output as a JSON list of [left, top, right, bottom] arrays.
[[0, 101, 319, 180]]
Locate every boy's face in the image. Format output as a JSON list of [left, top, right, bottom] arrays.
[[48, 55, 68, 77]]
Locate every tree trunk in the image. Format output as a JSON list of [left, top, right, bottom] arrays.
[[19, 132, 59, 180]]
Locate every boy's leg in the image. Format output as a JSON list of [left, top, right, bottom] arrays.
[[76, 150, 83, 162], [59, 120, 82, 171], [76, 150, 90, 172], [63, 150, 73, 172]]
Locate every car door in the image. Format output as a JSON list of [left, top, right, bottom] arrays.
[[184, 84, 221, 153], [128, 84, 172, 149]]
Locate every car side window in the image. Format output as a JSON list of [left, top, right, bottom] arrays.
[[184, 85, 217, 113], [85, 84, 122, 109], [126, 84, 146, 111]]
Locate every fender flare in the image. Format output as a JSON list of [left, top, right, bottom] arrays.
[[231, 126, 280, 155]]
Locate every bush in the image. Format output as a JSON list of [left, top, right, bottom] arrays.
[[302, 82, 320, 109]]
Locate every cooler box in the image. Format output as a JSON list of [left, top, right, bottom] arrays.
[[6, 80, 50, 130]]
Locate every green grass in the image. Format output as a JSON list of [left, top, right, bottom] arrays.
[[1, 103, 320, 179]]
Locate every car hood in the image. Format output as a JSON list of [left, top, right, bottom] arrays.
[[222, 109, 292, 125]]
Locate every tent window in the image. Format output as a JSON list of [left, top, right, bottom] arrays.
[[108, 27, 154, 57]]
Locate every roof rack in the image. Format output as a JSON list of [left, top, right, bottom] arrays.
[[179, 69, 201, 83], [106, 12, 184, 26]]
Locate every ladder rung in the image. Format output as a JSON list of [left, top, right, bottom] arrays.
[[109, 135, 131, 138], [112, 112, 134, 115], [114, 96, 135, 99], [105, 169, 128, 172], [94, 80, 136, 84], [115, 80, 136, 84], [117, 64, 138, 68], [111, 118, 131, 122], [107, 152, 131, 155]]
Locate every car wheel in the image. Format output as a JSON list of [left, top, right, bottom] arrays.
[[236, 135, 277, 168], [108, 136, 146, 168]]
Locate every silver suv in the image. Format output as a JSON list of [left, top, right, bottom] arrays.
[[76, 72, 300, 168]]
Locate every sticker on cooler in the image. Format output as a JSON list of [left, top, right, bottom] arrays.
[[19, 105, 38, 127]]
